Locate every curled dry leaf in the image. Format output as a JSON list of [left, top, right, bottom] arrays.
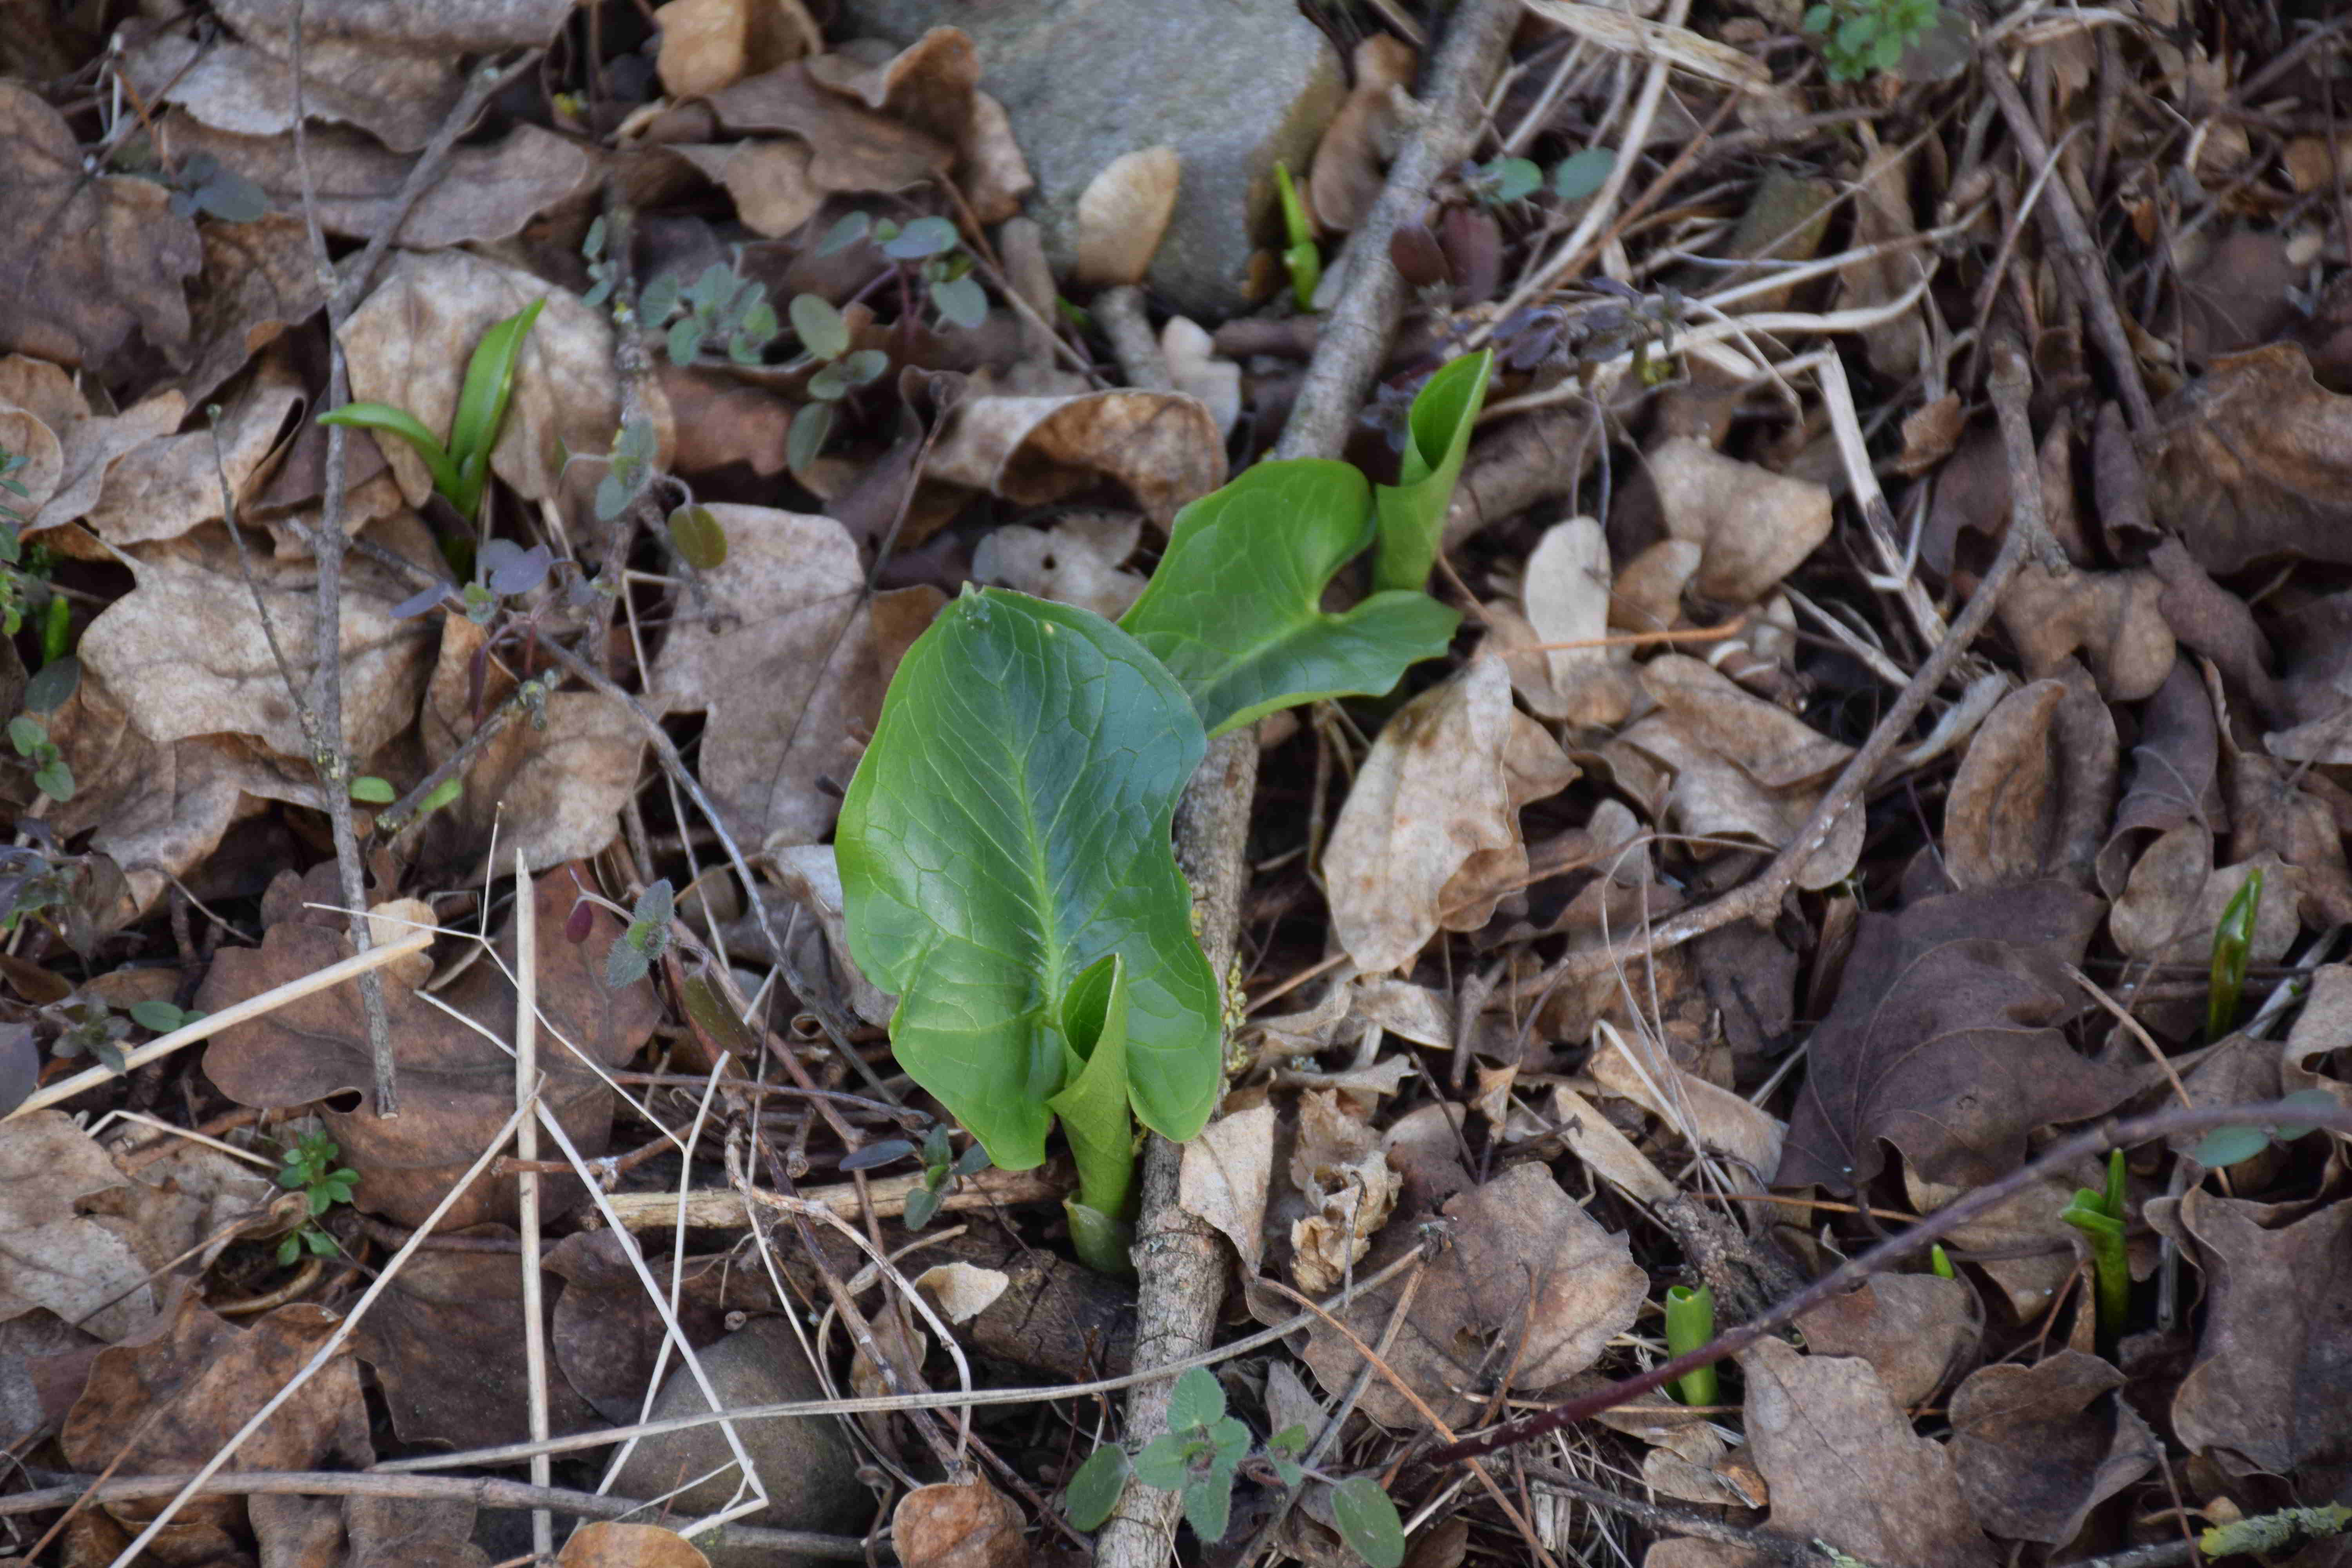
[[892, 1477, 1026, 1568], [1076, 146, 1183, 287], [1995, 561, 2174, 702], [913, 1262, 1011, 1325], [0, 82, 201, 376], [559, 1523, 711, 1568], [1288, 1090, 1400, 1295], [647, 505, 913, 849], [1777, 881, 2130, 1192], [1308, 34, 1417, 232], [1324, 657, 1579, 973], [68, 347, 307, 555], [1948, 1351, 2156, 1545], [1942, 667, 2116, 890], [1648, 436, 1831, 606], [2098, 658, 2218, 896], [925, 386, 1227, 525], [1588, 1024, 1785, 1179], [1178, 1101, 1276, 1272], [2145, 344, 2352, 574], [158, 116, 597, 249], [64, 1293, 372, 1557], [1519, 516, 1635, 728], [2166, 1187, 2352, 1474], [1296, 1162, 1645, 1428], [668, 60, 955, 195], [654, 0, 821, 98], [802, 29, 1034, 221], [971, 510, 1147, 619], [1648, 1338, 1995, 1568], [1799, 1274, 1977, 1408], [339, 249, 670, 513], [2109, 827, 2297, 969], [197, 865, 661, 1229]]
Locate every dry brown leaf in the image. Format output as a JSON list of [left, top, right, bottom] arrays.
[[1307, 34, 1416, 232], [1076, 146, 1182, 286], [1609, 537, 1702, 637], [1288, 1091, 1399, 1295], [64, 1293, 372, 1557], [1778, 881, 2129, 1192], [0, 83, 201, 376], [892, 1478, 1026, 1568], [1949, 1351, 2156, 1544], [1178, 1102, 1276, 1272], [2109, 826, 2298, 969], [1893, 391, 1964, 476], [1838, 125, 1924, 379], [646, 505, 898, 849], [2167, 1187, 2352, 1473], [1800, 1275, 1977, 1407], [71, 348, 307, 554], [558, 1523, 711, 1568], [76, 518, 437, 764], [681, 61, 955, 193], [28, 392, 188, 539], [1543, 1085, 1675, 1204], [912, 1262, 1010, 1325], [971, 510, 1146, 619], [544, 1232, 775, 1426], [1588, 1023, 1786, 1179], [767, 844, 895, 1026], [1650, 1338, 1996, 1568], [158, 116, 597, 249], [926, 386, 1227, 525], [1296, 1163, 1643, 1428], [197, 865, 661, 1229], [1160, 316, 1241, 440], [2099, 658, 2219, 895], [339, 249, 669, 512], [663, 140, 824, 238], [0, 1113, 169, 1342], [1943, 668, 2116, 889], [1993, 560, 2174, 701], [2144, 344, 2352, 574], [1520, 516, 1635, 727], [654, 0, 820, 97], [411, 615, 642, 878], [1324, 657, 1578, 972], [0, 399, 60, 519], [1648, 436, 1831, 605]]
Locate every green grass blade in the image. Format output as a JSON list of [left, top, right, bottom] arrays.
[[318, 402, 463, 502]]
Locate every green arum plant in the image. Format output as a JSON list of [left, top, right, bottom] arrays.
[[1664, 1284, 1717, 1406], [1273, 161, 1321, 310], [1062, 1369, 1408, 1565], [2207, 866, 2263, 1042], [275, 1129, 358, 1266], [838, 352, 1494, 1273], [2058, 1149, 2129, 1345], [319, 298, 544, 525]]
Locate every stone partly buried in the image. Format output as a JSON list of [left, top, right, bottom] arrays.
[[839, 0, 1345, 320]]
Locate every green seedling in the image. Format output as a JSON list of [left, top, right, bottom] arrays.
[[0, 444, 56, 639], [276, 1129, 358, 1266], [1801, 0, 1956, 82], [1465, 155, 1543, 207], [1273, 160, 1321, 310], [815, 211, 990, 330], [2057, 1148, 2129, 1343], [1929, 1243, 1955, 1280], [606, 879, 674, 988], [1664, 1284, 1718, 1406], [9, 656, 79, 803], [1552, 147, 1617, 203], [839, 356, 1492, 1271], [2208, 866, 2264, 1042], [1370, 349, 1493, 592], [2186, 1087, 2338, 1169], [838, 1123, 992, 1229], [320, 297, 546, 523], [1065, 1370, 1405, 1563]]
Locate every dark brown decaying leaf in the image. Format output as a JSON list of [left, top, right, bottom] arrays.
[[544, 1231, 772, 1424], [1994, 560, 2174, 701], [2097, 658, 2220, 896], [1948, 1351, 2156, 1544], [1942, 666, 2115, 890], [1797, 1274, 1978, 1407], [0, 83, 201, 376], [1777, 882, 2129, 1192], [1293, 1162, 1645, 1428], [2144, 344, 2352, 573], [2164, 1187, 2352, 1474]]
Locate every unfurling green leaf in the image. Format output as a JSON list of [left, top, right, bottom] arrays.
[[318, 402, 464, 503], [1120, 460, 1460, 737], [446, 298, 546, 517], [837, 590, 1222, 1171], [1372, 349, 1493, 592]]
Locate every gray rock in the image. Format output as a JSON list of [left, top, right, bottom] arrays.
[[608, 1316, 871, 1567], [838, 0, 1344, 320]]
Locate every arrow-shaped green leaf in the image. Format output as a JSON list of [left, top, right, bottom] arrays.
[[1372, 349, 1493, 592]]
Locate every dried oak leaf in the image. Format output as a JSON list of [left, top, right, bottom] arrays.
[[0, 1113, 168, 1343], [1777, 881, 2129, 1192], [1949, 1351, 2156, 1544], [63, 1293, 372, 1559], [2144, 344, 2352, 574], [1296, 1162, 1645, 1429], [67, 347, 307, 555], [559, 1523, 710, 1568], [1994, 561, 2174, 701], [1943, 666, 2116, 890], [668, 61, 955, 194], [197, 864, 660, 1229], [1325, 656, 1579, 973], [924, 386, 1226, 525], [76, 517, 437, 764], [357, 1225, 601, 1448], [339, 249, 670, 513], [646, 505, 929, 849], [803, 27, 1031, 220], [1649, 436, 1832, 605], [159, 115, 596, 249], [0, 82, 201, 376], [172, 210, 329, 409], [1308, 34, 1416, 232], [2109, 827, 2298, 970], [27, 391, 188, 539], [1649, 1338, 1996, 1568], [2167, 1187, 2352, 1474], [413, 614, 642, 878], [1800, 1274, 1977, 1408]]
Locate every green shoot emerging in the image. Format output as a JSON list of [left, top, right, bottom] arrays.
[[320, 297, 546, 522]]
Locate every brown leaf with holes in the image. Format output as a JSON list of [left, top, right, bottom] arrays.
[[196, 864, 659, 1229], [1943, 666, 2116, 889], [1649, 1338, 1996, 1568], [926, 386, 1226, 525], [2145, 344, 2352, 573], [1295, 1162, 1644, 1428], [1949, 1351, 2156, 1544], [0, 83, 201, 376], [62, 1293, 372, 1558], [1777, 881, 2129, 1192]]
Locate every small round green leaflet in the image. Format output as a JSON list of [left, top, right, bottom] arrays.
[[837, 588, 1222, 1174], [1553, 146, 1617, 202], [1331, 1475, 1406, 1568], [667, 505, 728, 570], [1166, 1367, 1223, 1431], [1064, 1446, 1131, 1531]]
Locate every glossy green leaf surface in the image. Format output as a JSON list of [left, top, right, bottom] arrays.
[[838, 588, 1221, 1169], [317, 403, 462, 502], [448, 297, 545, 477], [1120, 460, 1459, 737], [1371, 349, 1493, 592], [1048, 953, 1138, 1272]]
